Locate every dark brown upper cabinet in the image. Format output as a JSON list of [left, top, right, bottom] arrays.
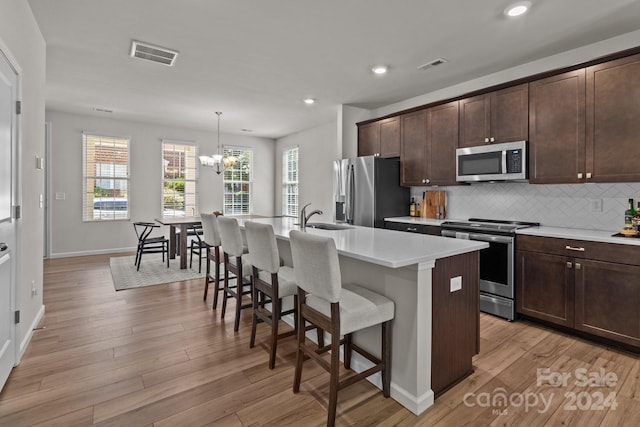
[[400, 101, 459, 187], [459, 84, 529, 148], [529, 70, 586, 184], [400, 109, 428, 186], [586, 53, 640, 182], [357, 116, 400, 158], [530, 53, 640, 184]]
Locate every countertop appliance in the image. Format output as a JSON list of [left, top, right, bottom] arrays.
[[456, 140, 527, 182], [334, 156, 409, 228], [441, 218, 539, 321]]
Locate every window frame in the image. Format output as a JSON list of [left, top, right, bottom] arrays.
[[282, 146, 299, 217], [82, 133, 131, 222], [223, 147, 252, 215], [161, 140, 199, 218]]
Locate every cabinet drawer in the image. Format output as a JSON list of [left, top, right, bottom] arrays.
[[384, 222, 440, 236], [517, 235, 640, 265]]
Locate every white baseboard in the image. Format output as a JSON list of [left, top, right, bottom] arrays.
[[17, 304, 45, 364], [50, 246, 136, 258]]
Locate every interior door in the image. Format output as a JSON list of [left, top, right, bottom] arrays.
[[0, 47, 17, 391]]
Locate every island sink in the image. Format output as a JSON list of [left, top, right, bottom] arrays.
[[306, 222, 354, 230]]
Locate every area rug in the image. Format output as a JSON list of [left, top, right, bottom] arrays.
[[110, 254, 205, 291]]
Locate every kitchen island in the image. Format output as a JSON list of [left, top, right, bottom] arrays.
[[233, 216, 488, 415]]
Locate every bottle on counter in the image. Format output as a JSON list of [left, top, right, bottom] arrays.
[[633, 202, 640, 231], [409, 197, 416, 217], [624, 198, 636, 229]]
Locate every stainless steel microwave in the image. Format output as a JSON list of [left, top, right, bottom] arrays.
[[456, 140, 527, 182]]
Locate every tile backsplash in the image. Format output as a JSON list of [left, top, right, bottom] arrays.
[[410, 182, 640, 230]]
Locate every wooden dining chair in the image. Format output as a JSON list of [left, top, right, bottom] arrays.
[[289, 230, 394, 427]]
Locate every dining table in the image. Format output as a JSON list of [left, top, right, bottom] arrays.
[[154, 216, 202, 269]]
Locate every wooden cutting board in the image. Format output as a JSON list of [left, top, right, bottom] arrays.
[[422, 191, 447, 219]]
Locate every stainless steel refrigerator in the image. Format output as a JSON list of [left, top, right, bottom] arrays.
[[333, 156, 409, 228]]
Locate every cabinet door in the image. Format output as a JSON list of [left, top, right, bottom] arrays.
[[586, 54, 640, 182], [427, 101, 459, 186], [516, 250, 574, 327], [358, 121, 379, 157], [529, 70, 586, 184], [400, 110, 428, 186], [491, 84, 528, 144], [379, 117, 400, 158], [575, 259, 640, 347], [459, 93, 490, 148]]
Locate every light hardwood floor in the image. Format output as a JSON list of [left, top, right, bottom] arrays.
[[1, 254, 639, 426]]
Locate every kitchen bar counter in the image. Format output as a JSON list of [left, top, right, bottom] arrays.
[[517, 225, 640, 247], [384, 216, 450, 227], [233, 216, 487, 415], [235, 216, 486, 267]]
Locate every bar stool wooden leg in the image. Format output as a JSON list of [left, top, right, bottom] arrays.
[[344, 333, 353, 369], [268, 294, 280, 369], [221, 254, 229, 320], [382, 320, 392, 398], [212, 247, 221, 309], [327, 304, 341, 427], [250, 267, 259, 349], [203, 247, 210, 301]]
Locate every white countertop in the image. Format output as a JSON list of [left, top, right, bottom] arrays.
[[517, 226, 640, 247], [234, 217, 488, 268], [384, 216, 449, 226]]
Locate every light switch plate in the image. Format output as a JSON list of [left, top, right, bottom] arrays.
[[450, 276, 462, 292], [55, 192, 65, 200]]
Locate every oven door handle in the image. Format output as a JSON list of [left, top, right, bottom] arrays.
[[467, 233, 514, 244]]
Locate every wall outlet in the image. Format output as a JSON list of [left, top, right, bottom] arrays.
[[450, 276, 462, 292], [589, 198, 603, 212], [31, 280, 37, 296]]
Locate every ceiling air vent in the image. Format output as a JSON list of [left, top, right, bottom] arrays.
[[417, 58, 448, 71], [130, 40, 178, 66]]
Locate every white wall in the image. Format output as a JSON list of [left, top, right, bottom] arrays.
[[0, 0, 46, 358], [338, 105, 371, 160], [47, 110, 275, 257], [275, 121, 339, 220]]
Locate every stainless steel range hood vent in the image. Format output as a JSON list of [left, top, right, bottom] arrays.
[[129, 40, 178, 66]]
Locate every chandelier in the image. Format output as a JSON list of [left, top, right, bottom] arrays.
[[199, 111, 237, 174]]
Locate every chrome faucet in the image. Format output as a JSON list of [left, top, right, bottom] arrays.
[[299, 203, 323, 228]]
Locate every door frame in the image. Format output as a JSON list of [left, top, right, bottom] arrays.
[[0, 36, 22, 388]]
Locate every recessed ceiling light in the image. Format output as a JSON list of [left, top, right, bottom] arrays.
[[504, 1, 532, 17], [303, 98, 315, 105], [372, 65, 388, 75]]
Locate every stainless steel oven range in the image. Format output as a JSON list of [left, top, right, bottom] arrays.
[[441, 218, 539, 321]]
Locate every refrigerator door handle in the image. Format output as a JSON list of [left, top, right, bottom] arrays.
[[345, 164, 355, 224]]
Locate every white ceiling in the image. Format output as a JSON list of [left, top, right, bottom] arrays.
[[27, 0, 640, 139]]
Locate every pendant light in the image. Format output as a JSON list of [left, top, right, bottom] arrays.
[[199, 111, 237, 174]]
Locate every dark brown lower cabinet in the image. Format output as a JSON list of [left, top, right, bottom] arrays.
[[575, 260, 640, 348], [516, 250, 574, 328], [516, 235, 640, 350]]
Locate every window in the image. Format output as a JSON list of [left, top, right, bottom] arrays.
[[83, 134, 130, 221], [223, 148, 252, 215], [282, 147, 298, 217], [162, 141, 198, 218]]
